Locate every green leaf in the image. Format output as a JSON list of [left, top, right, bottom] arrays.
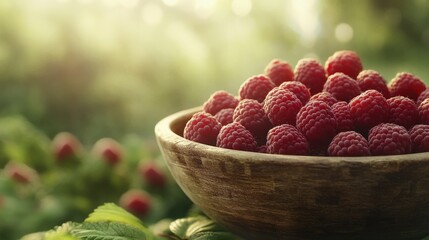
[[169, 216, 238, 240], [45, 222, 80, 240], [84, 203, 146, 233], [71, 221, 147, 240]]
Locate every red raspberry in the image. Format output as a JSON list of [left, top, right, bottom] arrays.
[[203, 90, 239, 115], [263, 87, 302, 126], [183, 112, 221, 146], [294, 58, 327, 95], [368, 123, 411, 155], [52, 132, 81, 163], [323, 72, 361, 102], [120, 189, 151, 217], [214, 108, 234, 126], [4, 162, 38, 184], [216, 122, 257, 152], [409, 124, 429, 153], [417, 89, 429, 106], [325, 50, 363, 79], [389, 72, 426, 101], [356, 70, 389, 98], [296, 100, 337, 144], [349, 90, 389, 133], [328, 131, 370, 156], [331, 101, 354, 132], [139, 162, 166, 188], [233, 99, 272, 144], [387, 96, 418, 129], [239, 75, 276, 102], [418, 98, 429, 124], [279, 81, 311, 105], [309, 92, 338, 106], [257, 145, 267, 153], [264, 59, 294, 86], [266, 124, 309, 155]]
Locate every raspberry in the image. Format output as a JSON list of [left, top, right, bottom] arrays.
[[214, 108, 234, 126], [323, 72, 361, 102], [203, 90, 239, 115], [4, 162, 38, 184], [183, 112, 221, 146], [309, 92, 338, 106], [139, 162, 166, 188], [263, 87, 302, 126], [239, 75, 276, 102], [368, 123, 411, 155], [349, 90, 389, 133], [294, 58, 327, 95], [52, 132, 81, 163], [417, 89, 429, 106], [279, 81, 311, 105], [418, 98, 429, 124], [216, 122, 257, 152], [257, 145, 267, 153], [356, 70, 389, 98], [328, 131, 370, 156], [93, 138, 123, 166], [331, 101, 354, 132], [389, 72, 426, 101], [296, 100, 337, 144], [233, 99, 272, 144], [387, 96, 418, 129], [409, 124, 429, 153], [325, 50, 363, 79], [266, 124, 309, 155], [120, 190, 151, 217], [264, 59, 294, 86]]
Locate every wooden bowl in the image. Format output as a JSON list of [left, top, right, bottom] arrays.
[[155, 107, 429, 240]]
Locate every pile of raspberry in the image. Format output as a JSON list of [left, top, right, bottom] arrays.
[[183, 50, 429, 156]]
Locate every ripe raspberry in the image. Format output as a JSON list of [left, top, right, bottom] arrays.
[[294, 58, 327, 95], [214, 108, 234, 126], [233, 99, 272, 144], [239, 75, 276, 102], [387, 96, 418, 129], [418, 98, 429, 124], [279, 81, 311, 105], [93, 138, 123, 166], [120, 189, 151, 217], [389, 72, 426, 101], [184, 112, 221, 146], [257, 145, 267, 153], [4, 162, 38, 184], [216, 122, 257, 152], [356, 70, 389, 98], [323, 72, 361, 102], [52, 132, 81, 163], [331, 101, 354, 132], [203, 90, 239, 115], [349, 90, 389, 133], [263, 87, 302, 126], [417, 89, 429, 106], [409, 124, 429, 153], [368, 123, 411, 155], [309, 92, 338, 106], [328, 131, 370, 156], [139, 162, 166, 188], [266, 124, 309, 155], [325, 50, 363, 79], [264, 59, 294, 86], [296, 100, 337, 144]]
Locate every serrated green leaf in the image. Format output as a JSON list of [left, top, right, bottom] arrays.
[[45, 222, 80, 240], [84, 203, 146, 233], [169, 216, 237, 240], [71, 221, 147, 240]]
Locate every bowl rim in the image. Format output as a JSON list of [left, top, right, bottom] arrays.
[[155, 106, 429, 164]]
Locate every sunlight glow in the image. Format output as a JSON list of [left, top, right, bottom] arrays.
[[231, 0, 252, 17], [194, 0, 216, 19], [141, 3, 163, 26], [162, 0, 178, 7], [335, 23, 354, 43], [286, 0, 320, 48]]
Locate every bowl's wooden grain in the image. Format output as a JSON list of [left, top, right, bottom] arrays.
[[155, 107, 429, 240]]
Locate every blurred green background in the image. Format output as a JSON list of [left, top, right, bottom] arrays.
[[1, 0, 429, 239], [0, 0, 428, 144]]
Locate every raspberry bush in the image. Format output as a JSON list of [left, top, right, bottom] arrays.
[[184, 50, 429, 157]]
